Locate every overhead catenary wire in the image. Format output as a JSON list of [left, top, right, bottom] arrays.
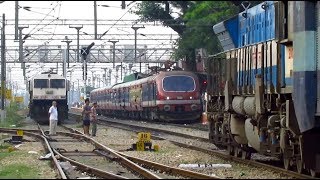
[[98, 1, 138, 47], [19, 8, 58, 19], [98, 4, 135, 40], [46, 1, 63, 44], [23, 1, 60, 36], [4, 1, 176, 69]]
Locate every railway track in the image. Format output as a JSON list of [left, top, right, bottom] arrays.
[[0, 126, 219, 179], [69, 112, 209, 143], [0, 127, 67, 179], [38, 124, 161, 179], [59, 125, 220, 179], [68, 112, 316, 179], [144, 120, 209, 132]]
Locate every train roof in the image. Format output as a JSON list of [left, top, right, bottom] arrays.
[[113, 74, 157, 89], [212, 1, 276, 52], [91, 85, 114, 93], [90, 70, 198, 93], [113, 70, 197, 88], [30, 73, 66, 80]]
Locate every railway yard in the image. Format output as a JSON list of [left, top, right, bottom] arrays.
[[0, 109, 315, 179], [1, 1, 320, 179]]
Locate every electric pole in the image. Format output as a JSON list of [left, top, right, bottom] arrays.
[[94, 1, 97, 40], [15, 1, 18, 40], [18, 26, 29, 62], [131, 25, 144, 73], [1, 14, 6, 120], [18, 26, 28, 80], [101, 67, 108, 86], [69, 25, 83, 63], [120, 62, 123, 82], [61, 36, 72, 77], [108, 39, 119, 68], [108, 69, 112, 86]]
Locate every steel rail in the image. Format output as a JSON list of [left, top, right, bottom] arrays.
[[69, 112, 209, 143], [100, 119, 209, 143], [4, 125, 161, 179], [60, 125, 220, 179], [0, 128, 67, 179], [168, 140, 316, 179], [40, 126, 162, 179], [36, 124, 129, 179], [0, 127, 131, 179], [117, 152, 221, 179], [67, 112, 317, 179]]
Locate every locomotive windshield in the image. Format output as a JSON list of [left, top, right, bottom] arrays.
[[50, 79, 65, 88], [34, 79, 49, 88], [163, 75, 195, 92]]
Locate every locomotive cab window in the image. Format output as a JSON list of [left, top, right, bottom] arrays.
[[34, 79, 49, 88], [162, 75, 195, 92], [50, 79, 65, 88]]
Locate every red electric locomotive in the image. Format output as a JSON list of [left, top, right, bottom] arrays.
[[90, 70, 202, 122]]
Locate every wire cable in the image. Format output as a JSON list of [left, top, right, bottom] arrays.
[[24, 1, 60, 36], [46, 1, 62, 44], [98, 1, 137, 42]]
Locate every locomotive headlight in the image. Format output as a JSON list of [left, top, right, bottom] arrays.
[[190, 96, 193, 99], [166, 96, 170, 100], [164, 105, 170, 111], [191, 104, 198, 111]]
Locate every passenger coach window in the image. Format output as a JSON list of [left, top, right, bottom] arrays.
[[34, 79, 48, 88], [163, 76, 195, 92], [50, 79, 65, 88]]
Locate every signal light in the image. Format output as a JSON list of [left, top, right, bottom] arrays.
[[81, 42, 95, 61], [202, 80, 207, 93]]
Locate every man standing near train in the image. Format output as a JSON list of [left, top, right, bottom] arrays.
[[48, 101, 58, 136], [82, 98, 91, 135], [90, 102, 98, 136]]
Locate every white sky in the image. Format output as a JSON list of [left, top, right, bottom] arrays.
[[0, 1, 180, 94], [1, 1, 178, 46]]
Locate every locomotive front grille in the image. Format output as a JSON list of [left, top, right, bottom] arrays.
[[175, 106, 185, 112]]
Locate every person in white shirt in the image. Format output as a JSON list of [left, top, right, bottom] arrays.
[[48, 101, 58, 135]]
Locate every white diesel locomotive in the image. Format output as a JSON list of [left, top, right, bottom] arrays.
[[28, 73, 69, 124]]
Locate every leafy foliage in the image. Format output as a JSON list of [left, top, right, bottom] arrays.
[[132, 1, 242, 70], [174, 1, 238, 61], [0, 102, 24, 128], [133, 1, 190, 35]]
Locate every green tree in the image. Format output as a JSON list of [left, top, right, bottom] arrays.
[[133, 1, 254, 71], [175, 1, 238, 70], [133, 1, 194, 70]]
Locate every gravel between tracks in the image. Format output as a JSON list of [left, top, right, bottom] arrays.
[[66, 122, 293, 179], [2, 115, 293, 179], [103, 118, 210, 139]]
